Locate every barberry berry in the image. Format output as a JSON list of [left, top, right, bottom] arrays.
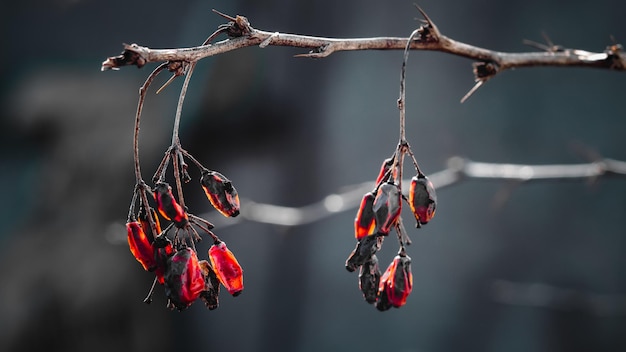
[[376, 253, 413, 311], [127, 221, 156, 271], [354, 192, 376, 240], [154, 182, 189, 228], [209, 241, 244, 296], [200, 169, 240, 217], [408, 175, 437, 227], [372, 182, 402, 235], [164, 247, 205, 310]]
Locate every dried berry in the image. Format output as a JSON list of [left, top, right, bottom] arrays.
[[372, 182, 402, 235], [127, 221, 156, 271], [164, 247, 205, 311], [154, 182, 189, 228], [153, 235, 174, 285], [198, 260, 220, 310], [376, 254, 413, 311], [138, 204, 161, 243], [408, 175, 437, 227], [209, 241, 244, 296], [354, 192, 376, 240], [359, 255, 381, 304], [375, 157, 395, 185], [345, 234, 382, 272], [200, 169, 240, 217]]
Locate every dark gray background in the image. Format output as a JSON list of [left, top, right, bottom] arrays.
[[1, 0, 625, 351]]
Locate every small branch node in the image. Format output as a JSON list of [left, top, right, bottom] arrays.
[[605, 43, 625, 70], [101, 44, 146, 71], [473, 61, 499, 79]]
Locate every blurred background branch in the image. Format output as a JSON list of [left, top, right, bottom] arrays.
[[183, 155, 626, 228]]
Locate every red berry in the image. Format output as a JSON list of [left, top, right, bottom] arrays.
[[200, 170, 240, 217], [375, 157, 395, 185], [408, 175, 437, 227], [154, 182, 188, 228], [209, 241, 244, 296], [164, 248, 205, 310], [354, 192, 376, 240], [376, 254, 413, 311], [372, 182, 402, 235], [126, 221, 156, 271]]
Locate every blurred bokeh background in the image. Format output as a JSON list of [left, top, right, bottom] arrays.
[[1, 0, 625, 351]]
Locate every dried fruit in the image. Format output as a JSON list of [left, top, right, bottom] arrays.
[[164, 247, 205, 310], [154, 182, 188, 228], [200, 169, 240, 217], [209, 241, 244, 296], [372, 182, 402, 235], [198, 260, 220, 310], [345, 234, 382, 272], [408, 175, 437, 227], [354, 192, 376, 240], [375, 157, 395, 185], [359, 255, 381, 304], [138, 204, 161, 243], [153, 235, 174, 284], [376, 254, 413, 311], [127, 221, 156, 271]]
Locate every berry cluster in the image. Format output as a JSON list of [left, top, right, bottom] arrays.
[[126, 146, 243, 311], [345, 143, 437, 311]]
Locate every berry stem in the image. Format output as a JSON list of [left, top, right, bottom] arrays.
[[134, 63, 168, 184]]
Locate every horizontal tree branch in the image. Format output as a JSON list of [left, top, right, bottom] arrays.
[[199, 156, 626, 228], [102, 8, 626, 88]]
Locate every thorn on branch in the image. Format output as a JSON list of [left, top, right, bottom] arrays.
[[101, 44, 146, 71], [522, 32, 565, 53], [156, 61, 189, 95], [414, 4, 440, 43], [605, 42, 625, 70], [460, 61, 498, 103], [212, 9, 252, 38]]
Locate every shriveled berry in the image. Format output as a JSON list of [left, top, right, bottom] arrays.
[[153, 235, 174, 285], [376, 253, 413, 311], [164, 248, 205, 311], [200, 169, 240, 217], [354, 192, 376, 240], [198, 260, 220, 310], [127, 221, 156, 271], [154, 182, 188, 228], [408, 175, 437, 227], [345, 234, 383, 272], [209, 241, 244, 296], [359, 254, 381, 304], [375, 157, 395, 185], [372, 182, 402, 235], [138, 204, 161, 243]]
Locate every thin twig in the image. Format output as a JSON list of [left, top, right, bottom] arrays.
[[134, 63, 168, 183], [171, 62, 195, 146], [102, 9, 626, 83], [398, 28, 421, 144]]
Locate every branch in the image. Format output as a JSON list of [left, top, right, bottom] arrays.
[[200, 156, 626, 228], [101, 8, 626, 97]]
